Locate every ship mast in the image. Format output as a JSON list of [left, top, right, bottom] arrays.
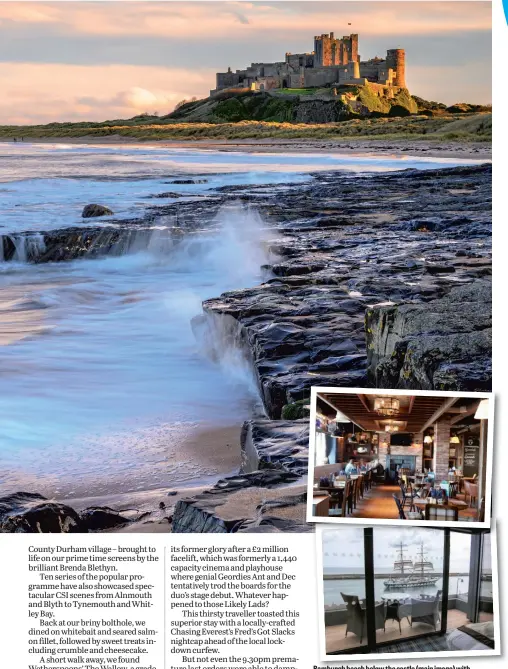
[[395, 541, 409, 575], [419, 543, 425, 577]]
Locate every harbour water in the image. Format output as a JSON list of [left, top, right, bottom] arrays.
[[323, 575, 477, 607], [0, 143, 483, 502]]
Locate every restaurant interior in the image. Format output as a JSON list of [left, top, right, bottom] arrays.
[[322, 526, 495, 654], [312, 392, 490, 523]]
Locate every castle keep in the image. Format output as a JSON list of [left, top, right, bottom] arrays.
[[213, 32, 406, 95]]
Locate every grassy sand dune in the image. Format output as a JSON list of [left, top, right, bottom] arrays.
[[0, 112, 491, 143]]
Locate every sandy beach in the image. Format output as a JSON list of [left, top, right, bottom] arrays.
[[16, 136, 492, 161]]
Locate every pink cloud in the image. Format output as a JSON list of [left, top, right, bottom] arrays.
[[0, 1, 492, 39], [0, 63, 214, 124]]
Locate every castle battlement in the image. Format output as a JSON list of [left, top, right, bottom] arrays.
[[212, 31, 406, 96]]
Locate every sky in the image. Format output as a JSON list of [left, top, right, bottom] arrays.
[[322, 526, 478, 572], [0, 1, 492, 125]]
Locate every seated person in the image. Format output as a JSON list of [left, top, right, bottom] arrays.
[[344, 459, 357, 475]]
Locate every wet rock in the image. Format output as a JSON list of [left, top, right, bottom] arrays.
[[79, 506, 132, 531], [241, 419, 309, 474], [425, 264, 456, 274], [201, 164, 491, 414], [82, 204, 114, 218], [147, 192, 183, 199], [366, 280, 491, 390], [168, 179, 208, 185], [0, 492, 84, 533], [171, 472, 307, 533], [2, 163, 491, 532]]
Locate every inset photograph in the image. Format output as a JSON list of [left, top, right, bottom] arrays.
[[308, 389, 493, 526], [318, 525, 499, 658]]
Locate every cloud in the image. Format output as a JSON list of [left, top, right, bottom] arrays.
[[0, 63, 214, 124], [0, 2, 492, 122], [0, 1, 492, 39]]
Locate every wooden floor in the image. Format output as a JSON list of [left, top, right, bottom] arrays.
[[326, 608, 471, 653], [345, 484, 478, 521]]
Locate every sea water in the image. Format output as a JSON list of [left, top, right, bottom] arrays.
[[0, 143, 483, 501], [323, 575, 486, 607]]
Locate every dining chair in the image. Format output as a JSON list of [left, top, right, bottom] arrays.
[[393, 494, 422, 520], [329, 480, 350, 518], [341, 594, 386, 644], [464, 481, 479, 507], [398, 482, 416, 511], [410, 590, 442, 630]]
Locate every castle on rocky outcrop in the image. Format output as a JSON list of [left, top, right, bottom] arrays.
[[212, 32, 406, 96]]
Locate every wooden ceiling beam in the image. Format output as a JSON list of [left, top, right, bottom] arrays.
[[316, 394, 369, 431], [357, 394, 372, 413], [421, 397, 459, 432], [449, 401, 481, 425]]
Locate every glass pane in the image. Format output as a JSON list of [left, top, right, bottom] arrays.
[[446, 531, 496, 652], [374, 527, 444, 643], [322, 527, 368, 653], [447, 531, 472, 628], [479, 533, 494, 623]]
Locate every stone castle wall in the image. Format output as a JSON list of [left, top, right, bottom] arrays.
[[213, 32, 406, 95]]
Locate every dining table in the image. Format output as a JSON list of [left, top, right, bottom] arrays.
[[413, 498, 468, 512]]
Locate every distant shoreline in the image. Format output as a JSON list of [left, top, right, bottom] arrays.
[[1, 136, 491, 161], [324, 572, 471, 580]]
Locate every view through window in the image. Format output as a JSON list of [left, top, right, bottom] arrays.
[[322, 528, 494, 654]]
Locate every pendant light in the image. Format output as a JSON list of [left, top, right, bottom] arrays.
[[335, 409, 350, 423], [349, 423, 357, 443], [474, 399, 489, 420]]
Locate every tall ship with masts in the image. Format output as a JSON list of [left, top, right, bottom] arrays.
[[384, 542, 440, 589], [383, 542, 414, 589]]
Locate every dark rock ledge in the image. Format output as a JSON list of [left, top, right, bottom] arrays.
[[0, 492, 135, 533], [366, 280, 492, 390], [202, 164, 492, 417], [172, 471, 309, 534]]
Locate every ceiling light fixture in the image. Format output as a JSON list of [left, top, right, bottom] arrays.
[[374, 396, 400, 417], [384, 424, 399, 432]]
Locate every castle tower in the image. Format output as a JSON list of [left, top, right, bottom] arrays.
[[345, 34, 359, 63], [314, 32, 358, 67], [386, 49, 406, 87]]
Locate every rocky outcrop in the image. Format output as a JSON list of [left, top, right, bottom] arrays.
[[166, 88, 417, 124], [365, 281, 492, 390], [79, 506, 133, 531], [82, 204, 114, 218], [202, 164, 491, 416], [241, 419, 309, 475], [1, 163, 491, 533], [172, 471, 308, 533], [0, 493, 148, 533], [0, 492, 84, 533]]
